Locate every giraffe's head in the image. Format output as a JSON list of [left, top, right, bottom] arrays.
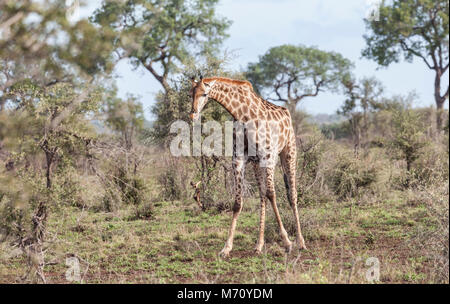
[[189, 77, 216, 121]]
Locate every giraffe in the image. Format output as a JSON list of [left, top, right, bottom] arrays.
[[189, 76, 307, 257]]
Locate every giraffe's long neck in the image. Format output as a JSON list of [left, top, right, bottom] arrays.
[[205, 80, 259, 122]]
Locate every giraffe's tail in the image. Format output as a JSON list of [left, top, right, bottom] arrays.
[[282, 173, 293, 206]]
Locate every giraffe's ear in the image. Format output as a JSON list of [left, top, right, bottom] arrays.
[[190, 77, 198, 87]]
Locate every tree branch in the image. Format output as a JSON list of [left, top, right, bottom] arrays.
[[399, 40, 434, 70], [296, 79, 324, 101], [272, 82, 288, 103]]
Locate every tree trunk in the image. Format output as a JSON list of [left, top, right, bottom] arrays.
[[286, 101, 297, 116], [45, 150, 54, 189], [436, 99, 445, 132], [434, 68, 447, 131], [286, 101, 298, 134], [144, 62, 171, 95]]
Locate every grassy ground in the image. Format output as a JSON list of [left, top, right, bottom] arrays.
[[0, 188, 439, 283]]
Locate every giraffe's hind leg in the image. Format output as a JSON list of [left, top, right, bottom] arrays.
[[280, 146, 307, 250], [265, 166, 292, 253], [253, 162, 266, 254]]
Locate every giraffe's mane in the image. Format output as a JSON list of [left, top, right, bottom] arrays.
[[203, 77, 253, 89]]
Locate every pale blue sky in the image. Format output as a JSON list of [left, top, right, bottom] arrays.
[[81, 0, 448, 120]]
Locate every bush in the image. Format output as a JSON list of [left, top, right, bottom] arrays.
[[320, 120, 352, 140], [0, 196, 28, 241], [324, 148, 382, 200], [50, 167, 105, 210], [409, 141, 449, 187], [296, 129, 333, 205], [129, 201, 154, 220], [114, 167, 147, 205], [101, 186, 122, 212], [389, 108, 428, 172], [410, 185, 449, 283], [157, 156, 189, 201]]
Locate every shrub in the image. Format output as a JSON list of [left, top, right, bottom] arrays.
[[320, 120, 352, 140], [296, 129, 332, 205], [410, 185, 449, 283], [0, 196, 28, 241], [157, 157, 186, 201], [409, 141, 449, 187], [101, 186, 122, 212], [324, 148, 381, 200], [50, 167, 105, 210], [191, 156, 234, 213], [389, 108, 428, 172], [129, 201, 154, 220]]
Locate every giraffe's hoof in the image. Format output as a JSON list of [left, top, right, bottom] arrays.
[[218, 248, 231, 258], [299, 244, 308, 251], [254, 247, 263, 255], [297, 238, 307, 251], [284, 242, 293, 254]]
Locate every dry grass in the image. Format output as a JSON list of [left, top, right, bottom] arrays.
[[0, 134, 448, 284]]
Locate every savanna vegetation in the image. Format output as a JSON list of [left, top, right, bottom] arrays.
[[0, 0, 448, 284]]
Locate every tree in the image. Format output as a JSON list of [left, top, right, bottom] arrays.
[[390, 107, 428, 173], [103, 88, 148, 185], [91, 0, 231, 94], [0, 80, 101, 282], [339, 76, 385, 150], [104, 90, 145, 151], [362, 0, 449, 130], [246, 45, 353, 117], [0, 0, 115, 282], [0, 0, 116, 113]]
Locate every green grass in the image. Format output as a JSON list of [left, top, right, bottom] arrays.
[[0, 190, 441, 283]]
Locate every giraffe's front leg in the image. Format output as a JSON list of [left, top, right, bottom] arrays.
[[219, 158, 245, 258], [253, 163, 266, 254]]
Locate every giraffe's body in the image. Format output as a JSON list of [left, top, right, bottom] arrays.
[[190, 77, 306, 256]]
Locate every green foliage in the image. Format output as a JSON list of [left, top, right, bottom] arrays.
[[102, 186, 123, 213], [339, 76, 385, 148], [389, 107, 428, 172], [362, 0, 449, 67], [0, 1, 115, 80], [0, 170, 32, 240], [362, 0, 449, 129], [246, 44, 353, 112], [103, 87, 145, 148], [59, 19, 116, 75], [92, 0, 231, 91], [115, 167, 149, 206], [158, 167, 183, 201], [339, 76, 384, 116]]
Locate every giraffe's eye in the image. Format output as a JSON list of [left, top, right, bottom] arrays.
[[202, 94, 207, 97]]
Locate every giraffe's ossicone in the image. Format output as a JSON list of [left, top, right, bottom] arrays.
[[190, 76, 307, 257]]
